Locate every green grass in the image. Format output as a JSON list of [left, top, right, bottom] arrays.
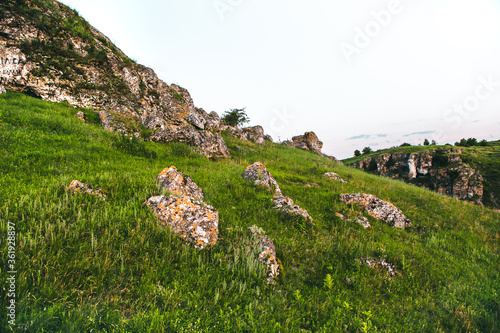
[[1, 92, 499, 332]]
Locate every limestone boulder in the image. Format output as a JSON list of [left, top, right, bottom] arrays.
[[340, 193, 412, 228], [272, 196, 313, 222], [205, 111, 221, 131], [291, 132, 323, 154], [324, 172, 347, 184], [242, 162, 282, 196], [157, 166, 203, 201], [249, 225, 280, 284], [336, 212, 370, 229], [149, 125, 230, 159], [146, 196, 218, 249], [228, 126, 267, 145]]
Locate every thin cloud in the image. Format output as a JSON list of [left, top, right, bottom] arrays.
[[347, 134, 387, 140], [403, 131, 436, 137]]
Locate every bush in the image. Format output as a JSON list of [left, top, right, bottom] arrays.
[[222, 108, 250, 128], [362, 146, 372, 155], [354, 149, 361, 157]]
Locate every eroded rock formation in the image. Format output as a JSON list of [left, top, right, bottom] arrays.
[[349, 149, 484, 204], [340, 193, 412, 228]]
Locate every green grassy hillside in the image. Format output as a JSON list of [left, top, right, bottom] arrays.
[[343, 143, 500, 210], [1, 92, 499, 332]]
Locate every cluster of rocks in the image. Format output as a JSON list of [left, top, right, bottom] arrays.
[[340, 193, 412, 229], [242, 162, 313, 222], [67, 180, 106, 200], [349, 149, 484, 205], [324, 172, 347, 184], [227, 125, 273, 145], [0, 1, 232, 159], [146, 167, 218, 249], [335, 212, 371, 229], [249, 225, 280, 284]]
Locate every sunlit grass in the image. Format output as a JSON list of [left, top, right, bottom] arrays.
[[0, 92, 499, 332]]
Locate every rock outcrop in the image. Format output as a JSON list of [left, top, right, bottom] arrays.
[[157, 166, 204, 201], [227, 125, 268, 145], [149, 125, 230, 159], [282, 131, 341, 163], [349, 149, 484, 204], [273, 196, 313, 222], [324, 172, 347, 184], [340, 193, 412, 228], [249, 225, 280, 284], [242, 162, 282, 196], [146, 167, 218, 249], [289, 132, 323, 154], [67, 180, 106, 199], [336, 212, 371, 229], [0, 0, 230, 158], [146, 196, 218, 249], [243, 162, 313, 222]]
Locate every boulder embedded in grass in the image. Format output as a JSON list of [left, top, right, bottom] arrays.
[[146, 196, 218, 249]]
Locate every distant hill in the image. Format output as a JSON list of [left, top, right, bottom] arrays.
[[343, 142, 500, 210]]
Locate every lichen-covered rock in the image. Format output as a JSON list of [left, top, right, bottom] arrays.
[[67, 180, 106, 199], [242, 162, 282, 196], [76, 111, 85, 122], [228, 126, 267, 145], [249, 225, 280, 284], [291, 132, 323, 154], [361, 257, 396, 277], [273, 196, 313, 222], [187, 112, 206, 130], [149, 125, 230, 159], [0, 86, 6, 94], [157, 166, 203, 201], [340, 193, 412, 228], [205, 111, 221, 131], [324, 172, 347, 184], [336, 212, 371, 229], [264, 134, 273, 142], [146, 195, 218, 249]]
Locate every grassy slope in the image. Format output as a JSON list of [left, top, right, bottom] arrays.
[[343, 143, 500, 210], [0, 92, 499, 332]]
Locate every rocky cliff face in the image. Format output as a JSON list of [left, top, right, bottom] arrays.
[[349, 149, 484, 205], [0, 0, 229, 158]]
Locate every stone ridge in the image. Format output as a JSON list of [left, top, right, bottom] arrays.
[[348, 149, 484, 205], [0, 0, 230, 158]]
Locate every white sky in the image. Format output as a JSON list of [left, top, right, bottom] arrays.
[[59, 0, 500, 159]]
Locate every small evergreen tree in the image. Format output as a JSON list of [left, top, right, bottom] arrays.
[[431, 140, 437, 145], [423, 139, 430, 146], [354, 149, 361, 157]]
